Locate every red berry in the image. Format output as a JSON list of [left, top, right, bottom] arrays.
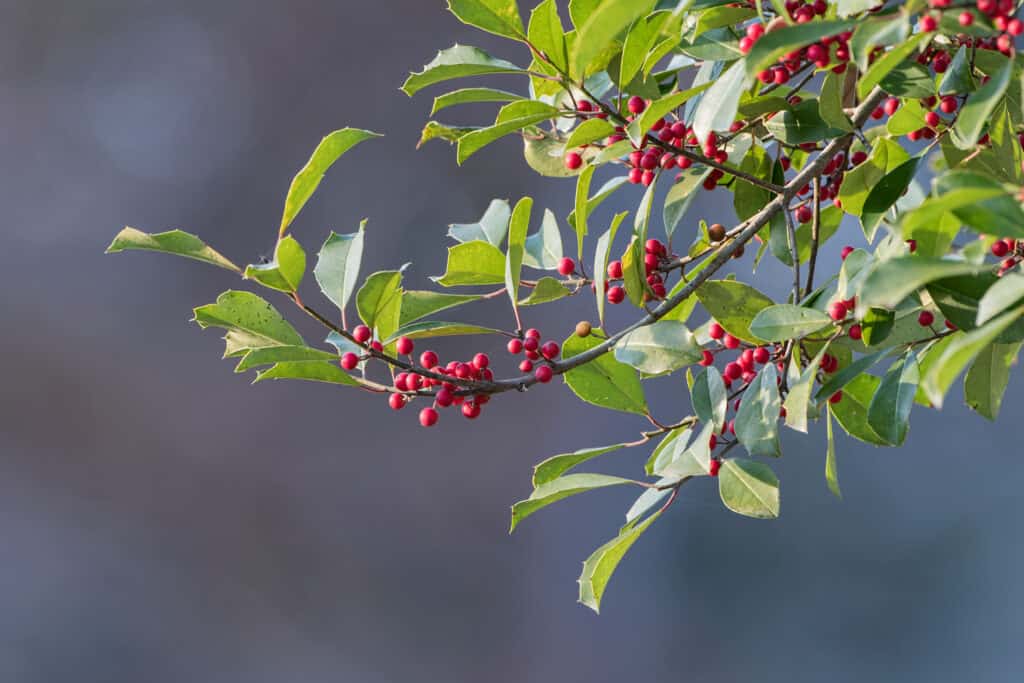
[[724, 362, 743, 380], [958, 11, 974, 26], [709, 322, 725, 340], [992, 239, 1011, 257], [841, 246, 855, 260], [371, 341, 383, 353], [394, 373, 409, 391], [535, 365, 554, 383], [906, 239, 917, 253], [472, 352, 490, 370], [851, 151, 867, 165], [918, 310, 935, 327], [924, 111, 941, 129], [627, 96, 646, 114], [340, 352, 359, 370], [519, 359, 533, 373], [796, 205, 813, 224], [829, 391, 843, 405], [607, 260, 623, 279], [565, 152, 583, 170], [455, 363, 472, 379], [540, 341, 560, 360], [577, 100, 593, 112], [939, 96, 957, 114], [829, 301, 848, 322], [462, 401, 481, 419], [419, 407, 439, 427], [435, 388, 454, 408], [920, 14, 938, 31], [628, 167, 643, 184], [645, 239, 666, 256], [723, 334, 741, 350], [507, 338, 523, 355], [709, 459, 721, 477], [523, 337, 539, 353], [420, 350, 438, 369], [884, 97, 900, 116], [753, 346, 770, 364], [747, 23, 764, 40], [1009, 18, 1024, 36], [353, 325, 372, 344], [699, 350, 714, 366], [389, 393, 406, 411], [848, 324, 863, 341], [396, 336, 414, 355], [641, 170, 655, 186], [525, 328, 541, 339], [607, 285, 626, 304]]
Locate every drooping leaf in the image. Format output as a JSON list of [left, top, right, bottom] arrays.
[[504, 196, 533, 314], [867, 352, 920, 446], [718, 458, 780, 519], [106, 227, 240, 272], [830, 373, 888, 445], [243, 236, 306, 293], [594, 212, 627, 327], [279, 129, 381, 235], [749, 304, 832, 342], [193, 290, 304, 354], [448, 199, 511, 245], [401, 44, 525, 96], [562, 330, 648, 415], [573, 165, 596, 260], [510, 473, 636, 531], [234, 345, 337, 373], [695, 280, 775, 343], [314, 224, 365, 313], [533, 443, 630, 486], [734, 364, 782, 457], [356, 269, 404, 341], [691, 366, 727, 430], [578, 510, 662, 614], [433, 240, 507, 286], [254, 361, 361, 386], [659, 422, 715, 479], [621, 237, 647, 307], [614, 321, 702, 375], [784, 344, 831, 434], [819, 69, 854, 132], [457, 101, 560, 163], [825, 407, 841, 499], [964, 341, 1022, 420], [523, 209, 565, 270]]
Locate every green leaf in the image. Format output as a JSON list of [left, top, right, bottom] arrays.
[[930, 171, 1024, 239], [279, 129, 381, 235], [433, 240, 507, 286], [194, 290, 304, 354], [861, 307, 896, 346], [921, 307, 1024, 408], [106, 227, 239, 272], [825, 407, 841, 499], [243, 236, 306, 293], [533, 443, 629, 486], [562, 330, 648, 415], [819, 69, 854, 132], [447, 0, 525, 40], [784, 344, 831, 434], [696, 280, 775, 343], [857, 257, 982, 314], [964, 341, 1022, 420], [569, 0, 601, 30], [457, 101, 560, 164], [977, 272, 1024, 326], [417, 120, 478, 148], [691, 366, 727, 430], [838, 0, 879, 18], [830, 373, 888, 445], [313, 224, 365, 313], [401, 44, 524, 96], [431, 87, 524, 115], [510, 473, 635, 532], [578, 510, 661, 614], [878, 61, 934, 99], [520, 276, 572, 305], [621, 237, 647, 307], [619, 11, 672, 87], [860, 157, 921, 238], [857, 32, 930, 99], [733, 146, 773, 222], [523, 209, 565, 270], [734, 364, 781, 457], [718, 458, 780, 519], [901, 207, 960, 259], [568, 176, 628, 232], [838, 138, 910, 217], [663, 166, 710, 242], [691, 60, 749, 144], [939, 45, 975, 96], [399, 291, 481, 326], [594, 212, 627, 327], [850, 14, 909, 72], [659, 422, 715, 479], [573, 165, 596, 260], [254, 361, 360, 386], [614, 321, 702, 375], [527, 0, 566, 69], [867, 352, 919, 446], [749, 304, 832, 342], [625, 483, 672, 526], [356, 269, 404, 341], [565, 118, 616, 151], [235, 345, 337, 373], [385, 320, 500, 343], [886, 97, 928, 136], [765, 99, 847, 145], [570, 0, 658, 78], [505, 196, 532, 313], [952, 56, 1011, 150], [449, 198, 511, 246], [745, 20, 856, 78]]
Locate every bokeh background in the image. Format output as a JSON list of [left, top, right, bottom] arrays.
[[2, 1, 1023, 681]]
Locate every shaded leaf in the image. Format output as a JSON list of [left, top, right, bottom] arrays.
[[562, 330, 648, 415], [433, 241, 507, 286], [314, 224, 365, 313], [510, 473, 635, 531], [734, 364, 781, 457], [718, 458, 780, 519], [578, 510, 661, 613]]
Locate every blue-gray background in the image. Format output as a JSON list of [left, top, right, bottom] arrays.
[[2, 1, 1021, 681]]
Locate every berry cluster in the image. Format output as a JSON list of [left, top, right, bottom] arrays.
[[989, 237, 1024, 275], [741, 16, 852, 82], [922, 0, 1022, 56], [602, 238, 674, 305]]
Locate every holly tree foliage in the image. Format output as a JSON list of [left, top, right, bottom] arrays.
[[108, 0, 1024, 613]]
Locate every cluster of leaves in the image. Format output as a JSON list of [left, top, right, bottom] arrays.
[[109, 0, 1024, 613]]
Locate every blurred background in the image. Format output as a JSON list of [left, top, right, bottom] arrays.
[[2, 1, 1022, 681]]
